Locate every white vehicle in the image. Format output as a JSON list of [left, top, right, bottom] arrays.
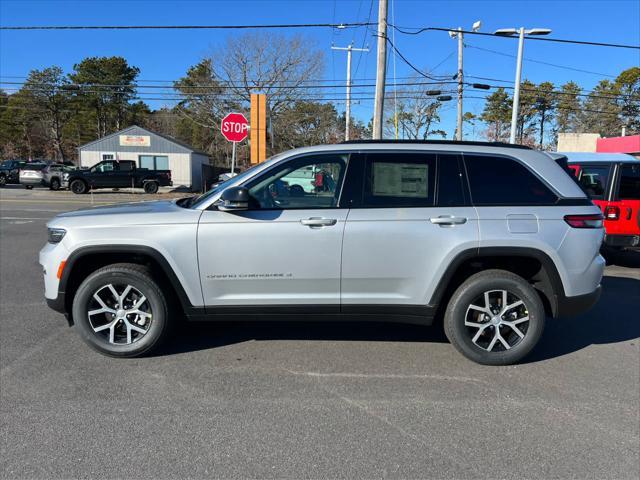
[[40, 140, 605, 365], [19, 163, 47, 189]]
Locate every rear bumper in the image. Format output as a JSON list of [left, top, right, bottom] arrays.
[[555, 285, 602, 318], [20, 177, 43, 185], [604, 234, 640, 250]]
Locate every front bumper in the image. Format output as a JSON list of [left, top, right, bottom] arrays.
[[555, 285, 602, 318], [604, 234, 640, 250]]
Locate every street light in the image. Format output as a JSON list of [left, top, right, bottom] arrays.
[[495, 27, 552, 143], [449, 20, 482, 141]]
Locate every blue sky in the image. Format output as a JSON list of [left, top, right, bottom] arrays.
[[1, 0, 639, 139]]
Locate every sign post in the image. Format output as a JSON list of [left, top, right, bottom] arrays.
[[220, 112, 249, 174]]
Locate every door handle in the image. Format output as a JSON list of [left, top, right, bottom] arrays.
[[300, 217, 338, 227], [430, 215, 467, 226]]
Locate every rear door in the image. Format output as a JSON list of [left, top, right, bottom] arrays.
[[340, 151, 478, 309], [610, 163, 640, 235]]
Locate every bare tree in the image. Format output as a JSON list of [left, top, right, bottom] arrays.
[[208, 32, 325, 152], [384, 78, 449, 139]]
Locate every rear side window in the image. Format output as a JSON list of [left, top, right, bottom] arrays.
[[619, 164, 640, 200], [464, 154, 558, 205], [578, 165, 610, 199], [437, 154, 467, 207], [363, 153, 436, 207]]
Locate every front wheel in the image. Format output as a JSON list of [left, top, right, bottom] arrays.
[[72, 263, 171, 357], [70, 179, 87, 194], [444, 269, 545, 366]]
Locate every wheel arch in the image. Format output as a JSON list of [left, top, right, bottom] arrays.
[[60, 245, 198, 321], [429, 247, 566, 319]]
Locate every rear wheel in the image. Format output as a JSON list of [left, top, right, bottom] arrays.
[[25, 185, 33, 189], [72, 263, 171, 357], [444, 269, 545, 365], [70, 179, 87, 194], [0, 175, 6, 187], [50, 178, 61, 190], [143, 181, 159, 194]]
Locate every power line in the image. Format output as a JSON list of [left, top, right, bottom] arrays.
[[465, 44, 618, 78], [4, 79, 636, 102], [392, 25, 640, 50], [0, 22, 375, 31]]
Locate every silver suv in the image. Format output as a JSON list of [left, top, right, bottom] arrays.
[[40, 141, 605, 365]]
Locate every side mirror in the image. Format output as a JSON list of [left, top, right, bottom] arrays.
[[217, 186, 249, 211]]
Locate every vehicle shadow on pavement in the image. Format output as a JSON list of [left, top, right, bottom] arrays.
[[158, 320, 449, 357], [157, 275, 639, 362], [525, 274, 640, 363], [605, 249, 640, 268]]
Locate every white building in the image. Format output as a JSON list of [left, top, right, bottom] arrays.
[[78, 125, 210, 190]]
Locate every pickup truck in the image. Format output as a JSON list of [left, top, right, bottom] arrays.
[[67, 160, 172, 194]]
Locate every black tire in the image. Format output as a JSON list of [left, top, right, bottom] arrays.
[[50, 178, 61, 191], [71, 263, 171, 357], [143, 181, 159, 194], [70, 179, 87, 194], [444, 269, 545, 366], [0, 174, 6, 187], [25, 185, 33, 189]]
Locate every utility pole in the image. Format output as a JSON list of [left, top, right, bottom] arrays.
[[495, 26, 551, 143], [456, 27, 463, 141], [332, 44, 369, 141], [372, 0, 388, 139], [449, 21, 480, 141]]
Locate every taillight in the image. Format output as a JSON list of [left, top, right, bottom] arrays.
[[604, 206, 619, 220], [564, 214, 604, 228]]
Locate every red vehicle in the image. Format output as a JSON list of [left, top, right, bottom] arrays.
[[560, 152, 640, 251]]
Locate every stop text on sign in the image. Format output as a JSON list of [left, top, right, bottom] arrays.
[[221, 112, 249, 142]]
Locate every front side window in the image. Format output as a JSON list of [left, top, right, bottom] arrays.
[[618, 164, 640, 200], [578, 165, 610, 199], [247, 154, 347, 209], [363, 153, 436, 207], [464, 154, 557, 205], [92, 161, 115, 173]]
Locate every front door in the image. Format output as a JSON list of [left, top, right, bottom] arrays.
[[89, 160, 119, 188], [197, 153, 350, 309], [341, 151, 479, 308]]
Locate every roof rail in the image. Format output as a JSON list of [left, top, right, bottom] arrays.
[[341, 139, 533, 150]]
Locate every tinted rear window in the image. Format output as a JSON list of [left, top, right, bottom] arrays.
[[464, 154, 557, 205], [619, 164, 640, 200], [577, 165, 611, 199]]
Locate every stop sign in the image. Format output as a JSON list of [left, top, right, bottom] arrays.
[[221, 112, 249, 142]]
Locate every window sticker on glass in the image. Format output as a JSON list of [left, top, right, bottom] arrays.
[[372, 162, 429, 198]]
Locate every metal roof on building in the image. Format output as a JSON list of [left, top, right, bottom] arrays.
[[78, 125, 209, 156]]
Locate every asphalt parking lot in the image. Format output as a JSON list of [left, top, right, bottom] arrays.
[[1, 185, 639, 479]]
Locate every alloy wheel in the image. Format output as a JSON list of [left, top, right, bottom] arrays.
[[464, 289, 530, 352], [87, 283, 152, 345]]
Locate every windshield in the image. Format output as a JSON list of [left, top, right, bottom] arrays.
[[189, 153, 285, 208]]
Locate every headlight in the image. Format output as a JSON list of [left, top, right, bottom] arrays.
[[48, 228, 67, 244]]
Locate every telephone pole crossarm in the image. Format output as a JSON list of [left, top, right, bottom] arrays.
[[332, 44, 369, 141]]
